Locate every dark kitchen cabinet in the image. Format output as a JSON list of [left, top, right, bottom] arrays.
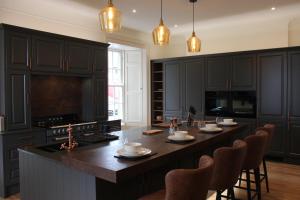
[[257, 51, 287, 118], [6, 71, 30, 130], [164, 61, 182, 119], [231, 54, 256, 90], [65, 41, 93, 75], [206, 56, 231, 91], [182, 59, 205, 119], [94, 77, 108, 120], [32, 35, 64, 73], [94, 46, 108, 76], [6, 31, 31, 71], [0, 129, 45, 197], [287, 120, 300, 159]]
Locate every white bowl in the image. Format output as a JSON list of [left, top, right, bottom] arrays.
[[174, 131, 188, 138], [223, 119, 234, 124], [206, 124, 217, 129], [123, 142, 142, 153]]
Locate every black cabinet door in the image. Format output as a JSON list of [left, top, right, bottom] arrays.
[[32, 35, 64, 73], [257, 118, 286, 157], [95, 77, 108, 120], [6, 71, 30, 130], [65, 41, 93, 75], [206, 56, 231, 91], [6, 31, 31, 71], [94, 46, 108, 76], [288, 51, 300, 121], [164, 62, 182, 118], [231, 54, 256, 90], [288, 120, 300, 158], [257, 52, 287, 118], [182, 59, 204, 119]]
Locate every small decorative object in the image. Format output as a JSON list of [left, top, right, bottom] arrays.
[[169, 120, 175, 135], [60, 124, 78, 152], [187, 106, 196, 126], [156, 115, 163, 121], [0, 115, 4, 132]]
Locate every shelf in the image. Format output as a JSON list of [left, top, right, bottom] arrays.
[[153, 81, 163, 83], [153, 71, 163, 73], [153, 90, 163, 92], [153, 100, 163, 102], [153, 110, 163, 112]]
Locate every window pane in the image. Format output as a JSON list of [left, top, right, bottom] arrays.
[[112, 51, 121, 68], [112, 69, 123, 85], [108, 86, 123, 120], [108, 51, 113, 68]]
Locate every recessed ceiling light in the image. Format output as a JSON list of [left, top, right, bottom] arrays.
[[174, 24, 178, 28], [132, 9, 137, 13], [271, 7, 276, 11]]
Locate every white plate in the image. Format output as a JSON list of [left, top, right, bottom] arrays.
[[116, 147, 152, 158], [199, 127, 223, 133], [218, 122, 238, 126], [168, 135, 195, 141]]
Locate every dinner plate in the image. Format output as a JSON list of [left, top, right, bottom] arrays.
[[116, 148, 152, 158], [199, 127, 223, 133], [218, 122, 238, 126], [168, 135, 195, 141]]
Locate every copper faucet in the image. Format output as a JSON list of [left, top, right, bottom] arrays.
[[60, 124, 78, 151]]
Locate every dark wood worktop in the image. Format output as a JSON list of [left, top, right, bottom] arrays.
[[20, 124, 247, 184]]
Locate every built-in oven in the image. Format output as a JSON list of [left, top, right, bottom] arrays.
[[205, 91, 256, 118]]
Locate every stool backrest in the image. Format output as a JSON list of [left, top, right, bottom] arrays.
[[209, 140, 247, 191], [256, 124, 275, 153], [165, 155, 214, 200], [243, 130, 269, 170]]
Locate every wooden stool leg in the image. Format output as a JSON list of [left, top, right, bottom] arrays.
[[263, 157, 270, 192], [246, 170, 252, 200], [229, 187, 235, 200], [254, 168, 262, 200], [238, 172, 242, 187]]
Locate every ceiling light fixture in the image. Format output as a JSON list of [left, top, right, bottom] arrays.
[[187, 0, 201, 52], [132, 9, 137, 13], [271, 7, 276, 11], [174, 24, 178, 28], [152, 0, 170, 46], [99, 0, 121, 33]]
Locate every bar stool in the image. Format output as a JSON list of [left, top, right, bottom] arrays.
[[256, 124, 275, 192], [139, 155, 214, 200], [235, 130, 268, 200], [209, 140, 247, 200]]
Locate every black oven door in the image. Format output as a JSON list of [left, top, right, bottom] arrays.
[[232, 91, 256, 118], [205, 92, 231, 117]]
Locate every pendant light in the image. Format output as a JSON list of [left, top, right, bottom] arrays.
[[152, 0, 170, 46], [99, 0, 121, 33], [187, 0, 201, 52]]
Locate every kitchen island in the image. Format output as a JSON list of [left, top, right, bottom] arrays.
[[19, 125, 248, 200]]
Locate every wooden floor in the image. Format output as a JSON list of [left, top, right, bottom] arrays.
[[2, 161, 300, 200]]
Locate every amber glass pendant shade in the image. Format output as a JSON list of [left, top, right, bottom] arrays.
[[187, 0, 201, 52], [99, 0, 121, 33], [187, 31, 201, 52], [152, 18, 170, 46]]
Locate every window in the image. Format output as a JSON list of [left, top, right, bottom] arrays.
[[108, 49, 124, 120]]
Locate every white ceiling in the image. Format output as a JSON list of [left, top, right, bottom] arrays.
[[71, 0, 300, 33]]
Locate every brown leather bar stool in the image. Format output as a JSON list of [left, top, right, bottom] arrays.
[[139, 155, 214, 200], [209, 140, 247, 200], [255, 124, 275, 192], [235, 130, 268, 200]]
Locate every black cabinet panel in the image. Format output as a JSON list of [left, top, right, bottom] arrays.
[[231, 54, 256, 90], [206, 56, 231, 91], [257, 52, 287, 118], [6, 71, 30, 130], [32, 35, 64, 72], [65, 41, 93, 74], [95, 77, 108, 120], [164, 62, 182, 117], [183, 59, 204, 119], [288, 51, 300, 120], [94, 46, 107, 75], [6, 31, 30, 71], [288, 120, 300, 157]]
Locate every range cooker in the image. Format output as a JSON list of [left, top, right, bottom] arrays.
[[33, 114, 118, 144]]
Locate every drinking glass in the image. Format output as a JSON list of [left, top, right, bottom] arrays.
[[216, 117, 223, 125], [198, 121, 206, 129]]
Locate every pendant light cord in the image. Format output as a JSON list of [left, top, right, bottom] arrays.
[[161, 0, 163, 19], [193, 1, 195, 32]]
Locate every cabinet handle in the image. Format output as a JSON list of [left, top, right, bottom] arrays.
[[230, 80, 232, 89], [29, 57, 32, 70], [26, 93, 30, 105]]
